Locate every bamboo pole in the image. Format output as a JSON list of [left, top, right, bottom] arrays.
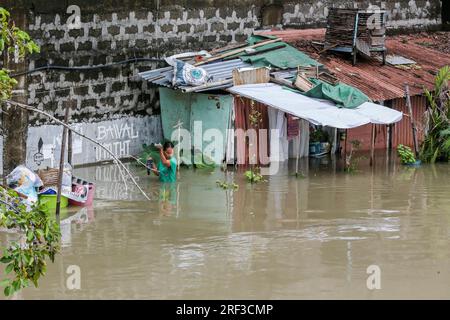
[[55, 104, 70, 218], [295, 119, 300, 176], [67, 130, 73, 165], [182, 79, 232, 93], [195, 38, 282, 66], [404, 84, 419, 157], [344, 129, 348, 161], [370, 124, 375, 167], [173, 120, 183, 175], [6, 100, 151, 201]]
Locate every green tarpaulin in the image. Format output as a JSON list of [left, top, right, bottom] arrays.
[[234, 35, 321, 69], [304, 79, 369, 109], [283, 77, 369, 109], [237, 35, 368, 108]]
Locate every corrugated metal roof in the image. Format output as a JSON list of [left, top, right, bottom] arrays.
[[138, 59, 251, 91], [259, 29, 450, 102]]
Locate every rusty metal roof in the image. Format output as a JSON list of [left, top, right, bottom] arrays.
[[258, 29, 450, 102]]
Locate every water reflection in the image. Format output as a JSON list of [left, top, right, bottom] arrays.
[[60, 206, 95, 247], [2, 152, 450, 299]]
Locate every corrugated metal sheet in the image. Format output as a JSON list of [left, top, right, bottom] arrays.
[[392, 95, 427, 149], [138, 59, 251, 91], [234, 96, 270, 166], [260, 29, 450, 101], [347, 124, 387, 151], [345, 95, 427, 151]]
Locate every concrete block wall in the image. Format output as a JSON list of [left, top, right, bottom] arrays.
[[18, 0, 442, 125], [0, 0, 442, 170]]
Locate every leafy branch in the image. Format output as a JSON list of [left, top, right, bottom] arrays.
[[0, 186, 60, 297], [421, 66, 450, 163], [0, 7, 40, 102]]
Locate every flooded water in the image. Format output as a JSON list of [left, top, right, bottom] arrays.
[[2, 153, 450, 299]]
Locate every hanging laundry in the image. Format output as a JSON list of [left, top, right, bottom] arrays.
[[287, 115, 300, 140]]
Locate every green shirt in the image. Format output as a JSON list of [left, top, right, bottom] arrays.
[[157, 157, 177, 182]]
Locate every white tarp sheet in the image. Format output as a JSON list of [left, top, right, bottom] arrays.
[[227, 83, 403, 129]]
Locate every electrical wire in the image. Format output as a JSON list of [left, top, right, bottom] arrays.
[[10, 57, 164, 77], [10, 57, 162, 98]]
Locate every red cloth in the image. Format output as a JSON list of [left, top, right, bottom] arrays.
[[287, 115, 299, 140]]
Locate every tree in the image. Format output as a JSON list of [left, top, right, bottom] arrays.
[[420, 66, 450, 163], [0, 7, 39, 102], [0, 7, 59, 298], [1, 186, 61, 297]]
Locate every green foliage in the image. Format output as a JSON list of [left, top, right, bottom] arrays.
[[310, 128, 329, 143], [0, 69, 17, 101], [420, 66, 450, 163], [0, 186, 60, 297], [216, 180, 239, 190], [0, 7, 40, 102], [139, 143, 162, 167], [345, 139, 364, 173], [397, 144, 416, 164], [244, 169, 265, 183]]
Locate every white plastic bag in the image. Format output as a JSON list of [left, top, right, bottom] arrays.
[[165, 55, 211, 87], [6, 165, 43, 204]]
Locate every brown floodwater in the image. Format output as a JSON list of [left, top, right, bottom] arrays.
[[2, 153, 450, 299]]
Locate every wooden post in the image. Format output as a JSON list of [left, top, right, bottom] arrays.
[[387, 124, 393, 150], [67, 130, 73, 165], [343, 129, 348, 158], [404, 84, 419, 157], [55, 105, 70, 218], [370, 124, 376, 166], [173, 120, 183, 177], [295, 119, 300, 176]]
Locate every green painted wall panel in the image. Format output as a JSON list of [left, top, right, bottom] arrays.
[[159, 87, 191, 141], [159, 87, 232, 163]]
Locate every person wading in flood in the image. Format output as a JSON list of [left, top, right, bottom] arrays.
[[149, 141, 177, 183]]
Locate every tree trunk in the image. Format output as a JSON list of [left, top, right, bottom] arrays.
[[2, 9, 29, 176]]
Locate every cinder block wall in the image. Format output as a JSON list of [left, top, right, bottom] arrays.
[[4, 0, 440, 125]]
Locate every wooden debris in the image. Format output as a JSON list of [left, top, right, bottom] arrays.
[[297, 65, 319, 78], [232, 67, 270, 85], [269, 77, 297, 90], [318, 72, 339, 85], [195, 38, 282, 66], [294, 73, 314, 92]]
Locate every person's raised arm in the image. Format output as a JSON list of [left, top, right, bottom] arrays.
[[159, 147, 172, 168]]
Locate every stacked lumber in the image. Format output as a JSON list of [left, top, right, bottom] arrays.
[[325, 8, 386, 50], [325, 8, 359, 47]]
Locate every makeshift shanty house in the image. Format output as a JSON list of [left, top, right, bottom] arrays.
[[139, 34, 403, 166], [262, 28, 450, 152]]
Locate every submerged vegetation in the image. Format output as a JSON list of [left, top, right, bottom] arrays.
[[0, 187, 60, 297], [216, 180, 239, 190], [345, 139, 364, 173], [397, 144, 417, 165], [244, 169, 265, 183], [420, 66, 450, 163]]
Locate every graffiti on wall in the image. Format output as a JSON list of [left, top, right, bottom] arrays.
[[26, 115, 162, 170], [95, 122, 140, 161]]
